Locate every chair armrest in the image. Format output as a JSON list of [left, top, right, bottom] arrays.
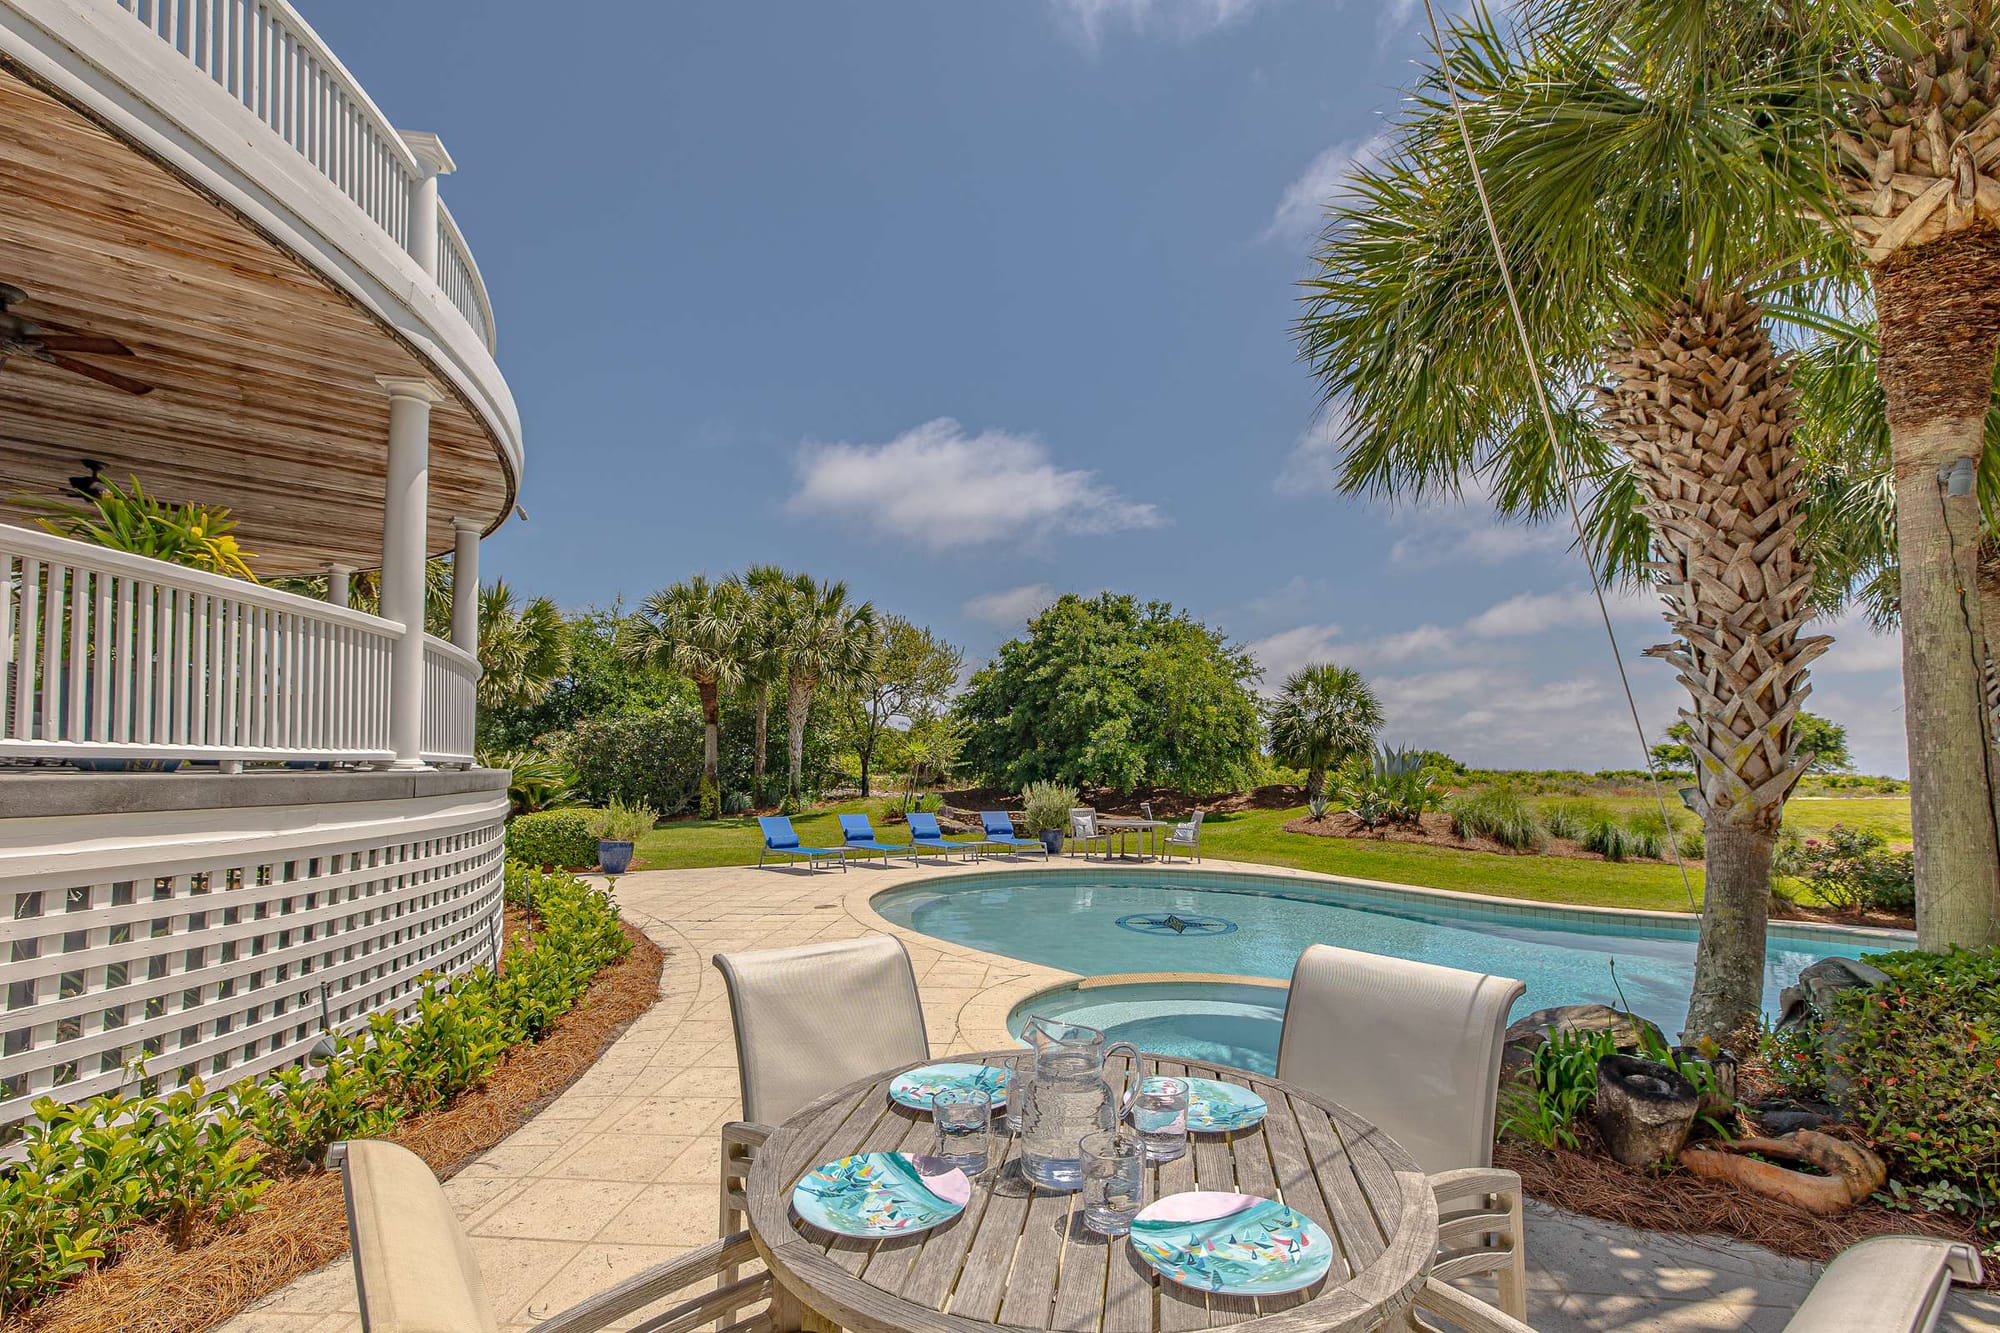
[[1411, 1276, 1537, 1333], [528, 1231, 765, 1333], [722, 1121, 774, 1150], [1780, 1236, 1983, 1333], [1428, 1167, 1521, 1205]]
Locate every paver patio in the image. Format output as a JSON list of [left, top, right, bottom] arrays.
[[220, 856, 2000, 1333]]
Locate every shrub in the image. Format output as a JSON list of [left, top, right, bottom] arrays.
[[233, 1037, 399, 1173], [505, 809, 597, 868], [125, 1082, 268, 1248], [560, 701, 706, 814], [1541, 799, 1611, 842], [1795, 824, 1914, 914], [1337, 744, 1441, 828], [588, 796, 658, 844], [481, 748, 578, 815], [1021, 781, 1078, 834], [1498, 1029, 1621, 1150], [1769, 824, 1807, 878], [722, 790, 753, 815], [366, 977, 513, 1115], [1447, 784, 1542, 850], [1823, 948, 2000, 1199]]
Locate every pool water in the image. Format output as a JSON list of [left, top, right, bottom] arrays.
[[875, 869, 1897, 1042], [1009, 980, 1290, 1075]]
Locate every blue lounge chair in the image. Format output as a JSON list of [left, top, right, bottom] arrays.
[[907, 811, 978, 862], [757, 815, 848, 872], [839, 813, 916, 866], [978, 810, 1047, 857]]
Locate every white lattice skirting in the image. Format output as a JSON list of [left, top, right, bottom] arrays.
[[0, 786, 507, 1130]]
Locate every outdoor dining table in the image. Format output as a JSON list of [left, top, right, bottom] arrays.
[[744, 1049, 1439, 1333], [1094, 816, 1167, 860]]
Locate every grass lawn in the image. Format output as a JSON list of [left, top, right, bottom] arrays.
[[631, 799, 1711, 913], [1519, 793, 1912, 844]]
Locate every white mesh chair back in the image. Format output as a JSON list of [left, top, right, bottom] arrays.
[[339, 1139, 500, 1333], [1071, 809, 1099, 837], [713, 935, 931, 1125], [1276, 943, 1524, 1175]]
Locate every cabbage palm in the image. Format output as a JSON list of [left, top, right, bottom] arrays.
[[622, 575, 748, 818], [770, 575, 878, 812], [1264, 663, 1384, 804], [1295, 6, 1839, 1038], [733, 563, 795, 800], [475, 580, 568, 713]]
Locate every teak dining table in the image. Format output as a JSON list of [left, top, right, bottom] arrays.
[[745, 1049, 1438, 1333]]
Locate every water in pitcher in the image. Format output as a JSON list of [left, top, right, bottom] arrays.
[[1015, 1017, 1138, 1191]]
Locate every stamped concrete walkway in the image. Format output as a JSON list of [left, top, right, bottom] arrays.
[[222, 856, 1999, 1333]]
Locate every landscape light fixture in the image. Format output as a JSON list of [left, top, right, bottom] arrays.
[[1941, 456, 1976, 497]]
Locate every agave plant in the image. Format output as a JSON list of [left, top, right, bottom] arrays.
[[1336, 744, 1441, 829]]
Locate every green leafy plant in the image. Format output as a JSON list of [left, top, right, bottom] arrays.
[[589, 796, 658, 844], [24, 476, 256, 579], [366, 977, 513, 1115], [1337, 744, 1441, 829], [1498, 1029, 1622, 1150], [481, 748, 578, 816], [126, 1081, 268, 1248], [504, 808, 597, 868], [1541, 799, 1612, 842], [232, 1036, 400, 1173], [1021, 781, 1079, 835], [1794, 824, 1915, 914], [1447, 784, 1543, 850]]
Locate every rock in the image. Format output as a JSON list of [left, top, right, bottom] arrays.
[[1775, 957, 1891, 1031], [1504, 1005, 1666, 1061], [1593, 1054, 1700, 1167], [1681, 1131, 1887, 1214], [1756, 1108, 1829, 1135]]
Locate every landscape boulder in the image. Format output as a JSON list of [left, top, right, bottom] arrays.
[[1775, 957, 1891, 1106], [1593, 1054, 1701, 1167]]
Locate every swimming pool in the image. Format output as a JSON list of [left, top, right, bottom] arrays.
[[1007, 980, 1291, 1075], [874, 868, 1901, 1040]]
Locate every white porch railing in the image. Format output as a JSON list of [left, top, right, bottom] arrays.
[[1, 525, 423, 766], [109, 0, 498, 352], [421, 635, 479, 768]]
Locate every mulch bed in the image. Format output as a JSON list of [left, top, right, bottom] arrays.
[[19, 920, 666, 1333], [1281, 810, 1686, 864], [1499, 1130, 1990, 1284]]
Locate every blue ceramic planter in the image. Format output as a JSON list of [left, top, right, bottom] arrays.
[[598, 839, 635, 876]]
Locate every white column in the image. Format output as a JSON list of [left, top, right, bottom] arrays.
[[326, 564, 352, 609], [399, 131, 456, 279], [378, 377, 444, 769], [450, 518, 481, 653]]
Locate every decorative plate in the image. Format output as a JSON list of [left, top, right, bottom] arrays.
[[888, 1062, 1010, 1111], [791, 1152, 971, 1239], [1129, 1192, 1333, 1295], [1184, 1078, 1268, 1133]]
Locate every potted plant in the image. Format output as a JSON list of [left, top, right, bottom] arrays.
[[590, 797, 657, 876], [1021, 781, 1078, 855]]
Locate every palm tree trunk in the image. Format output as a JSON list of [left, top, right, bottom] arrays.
[[785, 676, 812, 811], [1596, 287, 1828, 1042], [753, 683, 770, 791], [1874, 238, 2000, 951], [1686, 820, 1774, 1041], [698, 677, 722, 820], [1979, 540, 2000, 774], [1305, 763, 1326, 804]]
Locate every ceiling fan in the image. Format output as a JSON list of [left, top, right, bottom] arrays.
[[0, 281, 152, 395]]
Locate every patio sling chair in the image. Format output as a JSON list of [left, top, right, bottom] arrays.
[[978, 809, 1047, 856], [907, 810, 978, 861], [1277, 943, 1529, 1320], [1069, 808, 1110, 858], [711, 935, 931, 1272], [756, 815, 848, 872], [328, 1138, 774, 1333], [1161, 810, 1206, 863], [1404, 1233, 1985, 1333], [838, 813, 916, 866]]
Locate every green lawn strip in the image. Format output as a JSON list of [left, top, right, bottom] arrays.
[[633, 800, 1708, 912], [1515, 792, 1912, 843]]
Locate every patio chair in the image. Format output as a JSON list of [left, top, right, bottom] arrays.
[[1277, 943, 1529, 1320], [1406, 1233, 1984, 1333], [1161, 809, 1205, 862], [712, 935, 930, 1258], [978, 809, 1047, 856], [1069, 808, 1110, 858], [907, 810, 979, 861], [328, 1138, 772, 1333], [756, 814, 847, 872], [838, 813, 916, 866]]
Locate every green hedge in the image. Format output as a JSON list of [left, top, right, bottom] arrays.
[[1835, 947, 2000, 1202], [0, 863, 628, 1316], [505, 808, 598, 868]]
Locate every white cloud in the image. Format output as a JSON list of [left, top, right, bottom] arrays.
[[788, 417, 1163, 551], [963, 583, 1061, 627], [1264, 131, 1389, 248], [1813, 611, 1903, 675], [1272, 409, 1347, 497], [1050, 0, 1269, 46], [1462, 587, 1662, 639]]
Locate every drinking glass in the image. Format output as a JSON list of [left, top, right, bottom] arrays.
[[1079, 1129, 1145, 1236], [998, 1053, 1031, 1136], [933, 1088, 993, 1175], [1131, 1076, 1189, 1162]]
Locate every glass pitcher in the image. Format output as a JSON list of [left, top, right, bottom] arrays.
[[1015, 1017, 1139, 1191]]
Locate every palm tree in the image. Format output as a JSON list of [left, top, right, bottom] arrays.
[[476, 580, 568, 713], [1264, 663, 1384, 806], [1295, 6, 1837, 1038], [621, 575, 748, 819], [733, 564, 795, 802], [770, 575, 878, 813]]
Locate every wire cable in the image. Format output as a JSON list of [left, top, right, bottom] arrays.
[[1417, 0, 1700, 912]]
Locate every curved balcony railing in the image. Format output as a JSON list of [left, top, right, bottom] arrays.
[[110, 0, 497, 353], [0, 525, 480, 768]]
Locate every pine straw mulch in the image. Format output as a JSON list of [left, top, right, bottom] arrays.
[[1498, 1129, 1992, 1286], [14, 921, 666, 1333]]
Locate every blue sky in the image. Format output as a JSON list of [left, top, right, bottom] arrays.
[[307, 0, 1910, 775]]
